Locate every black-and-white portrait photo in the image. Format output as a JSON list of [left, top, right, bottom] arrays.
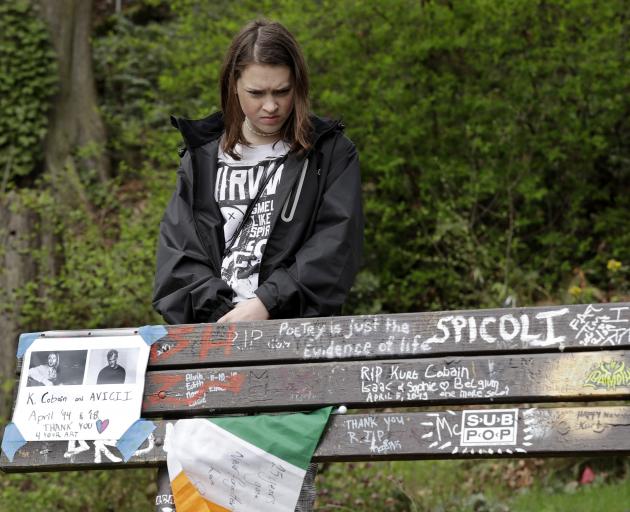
[[85, 347, 139, 385], [97, 349, 125, 384], [27, 350, 88, 387]]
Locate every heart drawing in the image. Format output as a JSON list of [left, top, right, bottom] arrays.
[[96, 419, 109, 434]]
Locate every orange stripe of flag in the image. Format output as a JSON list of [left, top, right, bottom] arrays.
[[171, 471, 231, 512]]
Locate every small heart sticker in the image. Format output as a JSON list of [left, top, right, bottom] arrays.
[[96, 419, 109, 434]]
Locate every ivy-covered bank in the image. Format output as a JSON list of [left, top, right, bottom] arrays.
[[1, 0, 629, 510], [0, 1, 55, 182]]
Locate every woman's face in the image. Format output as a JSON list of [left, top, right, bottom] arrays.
[[48, 353, 57, 367], [236, 63, 294, 136]]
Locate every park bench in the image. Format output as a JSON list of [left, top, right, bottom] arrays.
[[2, 302, 630, 505]]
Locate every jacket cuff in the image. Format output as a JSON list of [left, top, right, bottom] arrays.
[[207, 299, 234, 322], [255, 283, 278, 318]]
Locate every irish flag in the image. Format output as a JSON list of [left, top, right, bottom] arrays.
[[166, 407, 332, 512]]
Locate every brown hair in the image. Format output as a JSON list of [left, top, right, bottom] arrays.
[[219, 19, 312, 158]]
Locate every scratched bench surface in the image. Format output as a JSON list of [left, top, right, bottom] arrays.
[[141, 351, 630, 415], [145, 302, 630, 368], [14, 303, 630, 371], [3, 302, 629, 472], [3, 406, 630, 472]]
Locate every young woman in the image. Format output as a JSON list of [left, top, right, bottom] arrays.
[[152, 19, 363, 511]]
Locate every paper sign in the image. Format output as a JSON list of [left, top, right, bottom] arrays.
[[12, 335, 149, 441]]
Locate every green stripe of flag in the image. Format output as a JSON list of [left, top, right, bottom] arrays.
[[209, 407, 332, 471]]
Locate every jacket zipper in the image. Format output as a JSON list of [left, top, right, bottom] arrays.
[[258, 124, 343, 280]]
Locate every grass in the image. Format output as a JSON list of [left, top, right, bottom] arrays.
[[0, 469, 156, 512], [2, 458, 629, 510], [394, 458, 630, 512], [509, 479, 630, 512]]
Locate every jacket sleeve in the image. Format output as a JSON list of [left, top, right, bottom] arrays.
[[152, 152, 234, 324], [255, 136, 364, 318]]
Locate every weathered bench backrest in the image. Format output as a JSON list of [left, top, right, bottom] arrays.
[[2, 302, 630, 472]]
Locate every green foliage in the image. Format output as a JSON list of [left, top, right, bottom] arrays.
[[0, 0, 56, 184], [317, 458, 630, 511], [316, 461, 413, 511], [15, 178, 165, 330], [1, 469, 155, 512], [14, 6, 178, 331], [313, 457, 630, 511], [509, 478, 630, 512], [93, 13, 176, 176], [292, 0, 630, 312]]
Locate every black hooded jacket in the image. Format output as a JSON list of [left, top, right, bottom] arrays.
[[152, 112, 363, 324]]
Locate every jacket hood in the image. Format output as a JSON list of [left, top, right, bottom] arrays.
[[170, 112, 344, 150]]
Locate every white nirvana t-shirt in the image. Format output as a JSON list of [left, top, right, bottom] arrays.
[[216, 141, 290, 302]]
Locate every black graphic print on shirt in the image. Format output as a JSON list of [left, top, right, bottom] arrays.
[[216, 143, 288, 302]]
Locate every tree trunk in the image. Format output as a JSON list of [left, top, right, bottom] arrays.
[[0, 193, 37, 420], [39, 0, 110, 203]]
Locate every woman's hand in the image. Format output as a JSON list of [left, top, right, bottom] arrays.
[[217, 297, 270, 323]]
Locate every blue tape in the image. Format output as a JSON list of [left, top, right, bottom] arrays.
[[17, 332, 43, 358], [1, 423, 27, 462], [116, 419, 157, 462], [138, 325, 168, 346]]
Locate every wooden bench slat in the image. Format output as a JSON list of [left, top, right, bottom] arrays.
[[3, 405, 629, 472], [16, 303, 629, 373], [146, 303, 630, 368], [140, 351, 630, 415]]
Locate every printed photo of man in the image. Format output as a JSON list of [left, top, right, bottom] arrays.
[[96, 349, 126, 384]]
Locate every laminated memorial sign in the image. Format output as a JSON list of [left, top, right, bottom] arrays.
[[12, 335, 150, 441]]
